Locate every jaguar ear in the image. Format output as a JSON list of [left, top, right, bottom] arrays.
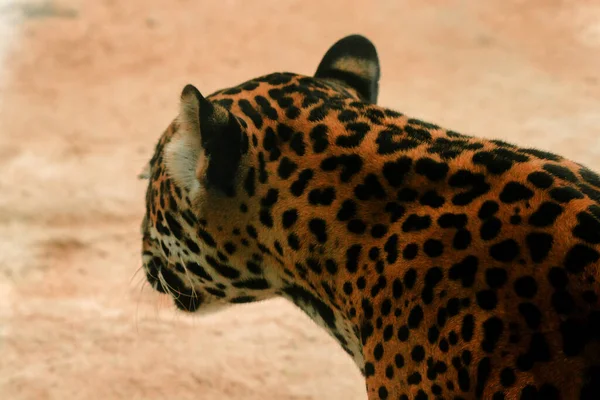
[[315, 34, 380, 104], [164, 84, 246, 196]]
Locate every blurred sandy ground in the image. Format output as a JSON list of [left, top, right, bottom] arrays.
[[0, 1, 599, 399]]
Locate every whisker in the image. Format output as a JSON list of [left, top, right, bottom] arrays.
[[155, 267, 196, 316], [177, 255, 200, 322], [129, 265, 145, 286], [178, 255, 199, 297], [134, 277, 148, 335], [156, 271, 175, 298], [151, 269, 187, 299]]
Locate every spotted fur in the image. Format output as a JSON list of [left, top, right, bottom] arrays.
[[140, 35, 600, 399]]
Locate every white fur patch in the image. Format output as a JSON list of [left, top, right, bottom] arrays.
[[164, 127, 205, 194], [163, 91, 207, 194]]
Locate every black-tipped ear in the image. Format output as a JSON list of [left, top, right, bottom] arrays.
[[165, 84, 246, 196], [315, 34, 380, 103]]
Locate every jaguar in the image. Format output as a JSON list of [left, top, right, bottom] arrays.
[[139, 34, 600, 399]]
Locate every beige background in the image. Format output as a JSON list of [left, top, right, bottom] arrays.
[[0, 1, 599, 399]]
